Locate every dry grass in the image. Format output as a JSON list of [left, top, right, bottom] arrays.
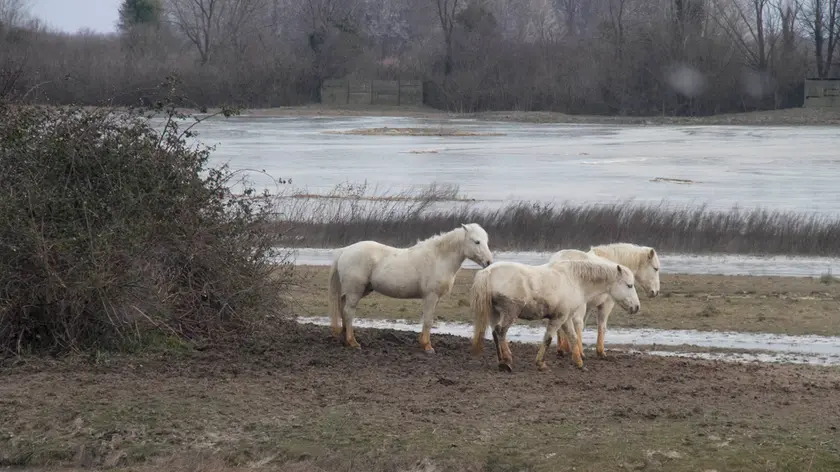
[[321, 127, 505, 136], [207, 105, 840, 126], [286, 266, 840, 336], [270, 184, 840, 255]]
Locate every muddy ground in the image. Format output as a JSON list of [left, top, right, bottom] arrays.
[[2, 319, 840, 472], [288, 266, 840, 337], [4, 268, 840, 471]]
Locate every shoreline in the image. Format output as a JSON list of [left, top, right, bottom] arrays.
[[234, 105, 840, 126], [81, 103, 840, 126]]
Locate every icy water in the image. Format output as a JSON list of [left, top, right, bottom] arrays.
[[280, 247, 839, 278], [166, 115, 840, 214], [297, 316, 840, 366]]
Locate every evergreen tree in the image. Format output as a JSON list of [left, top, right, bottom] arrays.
[[117, 0, 162, 32]]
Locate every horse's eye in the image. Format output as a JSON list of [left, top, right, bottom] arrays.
[[474, 240, 480, 244], [654, 267, 659, 272], [627, 284, 634, 289]]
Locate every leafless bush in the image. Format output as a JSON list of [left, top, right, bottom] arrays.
[[0, 100, 295, 355]]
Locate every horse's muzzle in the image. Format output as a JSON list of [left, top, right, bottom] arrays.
[[629, 304, 640, 314], [649, 290, 659, 298]]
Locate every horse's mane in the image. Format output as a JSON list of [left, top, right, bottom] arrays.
[[590, 243, 654, 272], [410, 227, 463, 253], [554, 259, 620, 284]]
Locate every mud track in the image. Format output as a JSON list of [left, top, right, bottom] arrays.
[[3, 321, 840, 471]]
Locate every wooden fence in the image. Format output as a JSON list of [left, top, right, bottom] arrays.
[[320, 79, 424, 106], [804, 78, 840, 107]]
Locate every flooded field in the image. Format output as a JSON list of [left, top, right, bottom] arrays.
[[279, 247, 839, 277], [165, 115, 840, 214], [296, 316, 840, 366]]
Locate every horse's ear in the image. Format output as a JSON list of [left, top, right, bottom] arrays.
[[616, 264, 623, 275], [461, 223, 469, 232], [649, 248, 656, 259]]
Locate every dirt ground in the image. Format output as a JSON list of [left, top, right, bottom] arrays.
[[4, 268, 840, 471], [288, 266, 840, 337], [2, 320, 840, 472], [193, 104, 840, 126]]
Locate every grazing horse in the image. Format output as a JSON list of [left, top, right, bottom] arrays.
[[328, 223, 494, 352], [550, 243, 661, 359], [470, 258, 641, 372]]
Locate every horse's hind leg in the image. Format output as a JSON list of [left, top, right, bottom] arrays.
[[342, 293, 362, 349], [418, 294, 441, 353]]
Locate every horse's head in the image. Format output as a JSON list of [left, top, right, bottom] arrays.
[[608, 264, 641, 315], [461, 223, 493, 268], [635, 247, 661, 298]]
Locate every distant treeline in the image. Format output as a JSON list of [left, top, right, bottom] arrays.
[[1, 0, 833, 115]]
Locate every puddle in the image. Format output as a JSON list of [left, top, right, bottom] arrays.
[[295, 316, 840, 366]]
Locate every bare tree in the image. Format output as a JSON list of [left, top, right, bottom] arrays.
[[435, 0, 462, 76], [0, 0, 30, 28], [166, 0, 221, 64], [797, 0, 840, 77], [712, 0, 777, 70], [552, 0, 598, 37], [165, 0, 270, 64]]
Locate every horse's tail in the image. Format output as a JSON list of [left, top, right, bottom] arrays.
[[328, 250, 344, 337], [470, 267, 494, 355]]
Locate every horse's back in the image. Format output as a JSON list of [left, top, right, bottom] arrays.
[[549, 248, 590, 264], [335, 241, 400, 275]]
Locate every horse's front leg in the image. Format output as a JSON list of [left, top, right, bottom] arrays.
[[557, 303, 589, 357], [556, 327, 570, 357], [536, 317, 563, 371], [595, 298, 616, 359], [572, 312, 585, 361], [418, 294, 441, 353], [562, 306, 587, 370]]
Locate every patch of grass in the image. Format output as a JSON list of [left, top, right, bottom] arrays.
[[820, 269, 839, 284], [287, 266, 840, 336], [271, 185, 840, 255]]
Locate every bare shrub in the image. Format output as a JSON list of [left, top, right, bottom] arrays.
[[0, 100, 294, 355]]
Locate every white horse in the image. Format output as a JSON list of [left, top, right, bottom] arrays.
[[328, 223, 494, 352], [470, 258, 640, 372], [549, 243, 661, 359]]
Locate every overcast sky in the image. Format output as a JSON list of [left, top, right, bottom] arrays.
[[29, 0, 120, 34]]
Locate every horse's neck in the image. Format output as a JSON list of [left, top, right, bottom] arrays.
[[437, 247, 467, 275], [581, 277, 612, 303], [427, 231, 467, 274], [596, 249, 641, 273]]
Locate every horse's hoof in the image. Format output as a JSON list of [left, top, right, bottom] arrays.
[[423, 346, 436, 354], [537, 362, 549, 372], [596, 351, 608, 359], [576, 364, 588, 372], [347, 341, 361, 349], [498, 363, 513, 372]]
